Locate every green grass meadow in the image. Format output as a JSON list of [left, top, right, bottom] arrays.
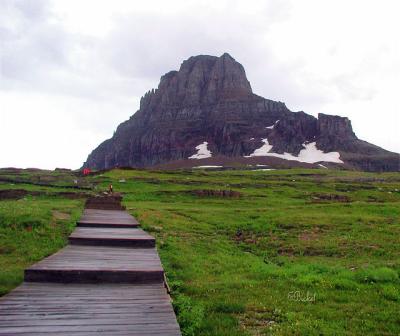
[[0, 168, 399, 335], [0, 169, 85, 294]]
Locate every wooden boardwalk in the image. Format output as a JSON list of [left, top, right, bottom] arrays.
[[0, 198, 181, 335], [77, 209, 140, 228], [69, 227, 156, 247]]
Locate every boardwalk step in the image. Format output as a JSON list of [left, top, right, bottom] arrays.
[[77, 221, 139, 228], [0, 282, 181, 335], [69, 228, 155, 247], [85, 195, 126, 210], [24, 245, 164, 284], [1, 198, 181, 335], [77, 209, 139, 228]]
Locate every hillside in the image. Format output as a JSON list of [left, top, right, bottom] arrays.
[[1, 167, 399, 335]]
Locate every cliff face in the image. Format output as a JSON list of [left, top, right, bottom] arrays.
[[83, 53, 399, 172], [317, 114, 356, 151]]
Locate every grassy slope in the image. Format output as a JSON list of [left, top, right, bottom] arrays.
[[0, 168, 399, 335], [100, 168, 400, 336], [0, 170, 85, 295]]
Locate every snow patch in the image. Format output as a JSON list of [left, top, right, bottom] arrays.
[[245, 140, 343, 164], [266, 120, 280, 129], [297, 142, 343, 164], [245, 139, 273, 157], [318, 164, 328, 169], [193, 165, 223, 169], [189, 141, 212, 159]]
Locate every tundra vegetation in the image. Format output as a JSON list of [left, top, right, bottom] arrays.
[[0, 167, 399, 335]]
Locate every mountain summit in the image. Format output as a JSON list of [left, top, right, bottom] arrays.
[[83, 54, 399, 171]]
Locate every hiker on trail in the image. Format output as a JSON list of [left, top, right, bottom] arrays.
[[109, 184, 113, 194]]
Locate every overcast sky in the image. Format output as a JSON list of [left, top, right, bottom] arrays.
[[1, 0, 399, 169]]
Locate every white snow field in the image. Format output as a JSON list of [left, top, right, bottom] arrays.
[[245, 139, 343, 164], [189, 141, 212, 159]]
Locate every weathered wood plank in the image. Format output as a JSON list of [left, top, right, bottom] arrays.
[[77, 209, 139, 228], [0, 200, 181, 335], [0, 283, 180, 335], [24, 246, 164, 283], [69, 228, 155, 247]]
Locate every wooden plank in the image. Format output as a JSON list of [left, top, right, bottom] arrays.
[[0, 201, 181, 335], [24, 270, 163, 284], [77, 222, 139, 228], [81, 209, 137, 220], [25, 245, 164, 283], [69, 228, 155, 247], [82, 209, 135, 217], [77, 209, 139, 228], [69, 227, 153, 237], [0, 283, 181, 335]]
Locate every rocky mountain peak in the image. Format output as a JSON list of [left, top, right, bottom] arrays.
[[316, 113, 357, 152], [317, 113, 355, 138], [140, 53, 252, 111], [84, 53, 399, 172]]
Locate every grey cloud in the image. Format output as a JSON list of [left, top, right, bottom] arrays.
[[98, 2, 294, 98], [0, 0, 70, 85], [12, 0, 49, 20], [0, 0, 393, 126], [330, 74, 377, 102], [1, 0, 299, 106]]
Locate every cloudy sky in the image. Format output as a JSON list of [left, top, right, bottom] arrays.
[[1, 0, 399, 169]]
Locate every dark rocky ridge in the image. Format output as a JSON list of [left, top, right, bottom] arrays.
[[84, 53, 399, 172]]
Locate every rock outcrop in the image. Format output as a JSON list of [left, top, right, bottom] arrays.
[[83, 53, 399, 172]]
